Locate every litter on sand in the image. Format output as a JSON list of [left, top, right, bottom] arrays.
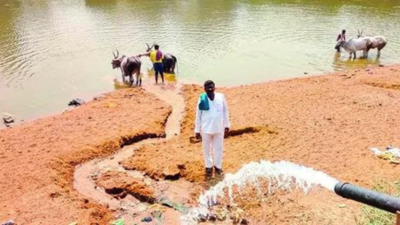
[[370, 146, 400, 164]]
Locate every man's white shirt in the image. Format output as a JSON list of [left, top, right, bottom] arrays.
[[195, 92, 230, 134]]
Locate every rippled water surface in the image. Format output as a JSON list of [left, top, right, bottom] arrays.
[[1, 0, 400, 124]]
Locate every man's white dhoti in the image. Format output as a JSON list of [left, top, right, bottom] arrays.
[[201, 132, 224, 169]]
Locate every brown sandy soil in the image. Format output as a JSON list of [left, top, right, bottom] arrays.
[[2, 65, 400, 224], [95, 171, 156, 203], [122, 65, 400, 224], [0, 88, 171, 224]]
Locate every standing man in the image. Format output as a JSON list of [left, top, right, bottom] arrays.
[[335, 29, 346, 52], [150, 44, 165, 84], [195, 80, 230, 177]]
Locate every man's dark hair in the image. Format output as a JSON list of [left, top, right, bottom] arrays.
[[204, 80, 215, 87], [342, 29, 346, 33], [154, 44, 160, 50]]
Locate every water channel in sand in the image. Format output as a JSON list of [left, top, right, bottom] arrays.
[[74, 82, 196, 224]]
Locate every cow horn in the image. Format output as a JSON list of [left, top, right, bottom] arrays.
[[113, 50, 120, 58]]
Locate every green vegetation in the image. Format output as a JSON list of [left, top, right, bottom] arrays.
[[359, 180, 400, 225]]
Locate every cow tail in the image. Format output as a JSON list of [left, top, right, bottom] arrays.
[[173, 55, 178, 76]]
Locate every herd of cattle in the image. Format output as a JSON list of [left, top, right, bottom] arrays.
[[111, 32, 388, 87]]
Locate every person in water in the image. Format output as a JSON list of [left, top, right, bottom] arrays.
[[139, 44, 165, 84], [335, 29, 346, 52], [195, 80, 230, 177], [150, 44, 165, 84]]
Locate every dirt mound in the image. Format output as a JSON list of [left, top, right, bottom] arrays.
[[0, 88, 171, 224], [95, 170, 156, 203]]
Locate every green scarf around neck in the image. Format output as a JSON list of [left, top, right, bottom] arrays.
[[198, 93, 209, 110]]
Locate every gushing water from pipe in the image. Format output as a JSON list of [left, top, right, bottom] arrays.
[[180, 160, 340, 224]]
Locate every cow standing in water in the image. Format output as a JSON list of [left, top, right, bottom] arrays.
[[111, 50, 142, 86], [357, 29, 388, 57], [335, 37, 373, 59], [145, 43, 178, 74]]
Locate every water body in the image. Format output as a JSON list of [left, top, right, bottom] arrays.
[[1, 0, 400, 124]]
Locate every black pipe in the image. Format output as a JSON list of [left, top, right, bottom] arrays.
[[334, 182, 400, 214]]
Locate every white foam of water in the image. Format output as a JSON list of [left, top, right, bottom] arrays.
[[180, 160, 339, 224]]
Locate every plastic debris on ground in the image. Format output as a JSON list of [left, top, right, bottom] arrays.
[[141, 216, 152, 222], [1, 220, 15, 225], [111, 218, 124, 225], [370, 146, 400, 164], [160, 198, 188, 213], [148, 204, 167, 212]]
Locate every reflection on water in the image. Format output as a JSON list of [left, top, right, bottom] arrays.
[[1, 0, 400, 126], [146, 70, 178, 83], [113, 79, 131, 90], [332, 52, 382, 71], [112, 70, 177, 90]]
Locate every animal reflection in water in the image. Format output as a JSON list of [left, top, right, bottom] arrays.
[[147, 68, 177, 83], [335, 29, 387, 59], [332, 51, 381, 70], [113, 70, 177, 90], [113, 78, 132, 89]]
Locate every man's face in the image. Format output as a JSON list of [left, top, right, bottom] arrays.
[[204, 83, 215, 94]]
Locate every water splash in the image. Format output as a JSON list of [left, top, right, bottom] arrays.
[[180, 160, 339, 224]]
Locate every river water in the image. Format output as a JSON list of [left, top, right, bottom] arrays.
[[1, 0, 400, 125]]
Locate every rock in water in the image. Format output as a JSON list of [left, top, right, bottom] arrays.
[[68, 98, 85, 106], [2, 113, 15, 127]]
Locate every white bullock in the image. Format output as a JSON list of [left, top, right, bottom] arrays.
[[357, 29, 388, 57]]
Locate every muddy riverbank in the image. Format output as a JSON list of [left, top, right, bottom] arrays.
[[2, 65, 400, 224]]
